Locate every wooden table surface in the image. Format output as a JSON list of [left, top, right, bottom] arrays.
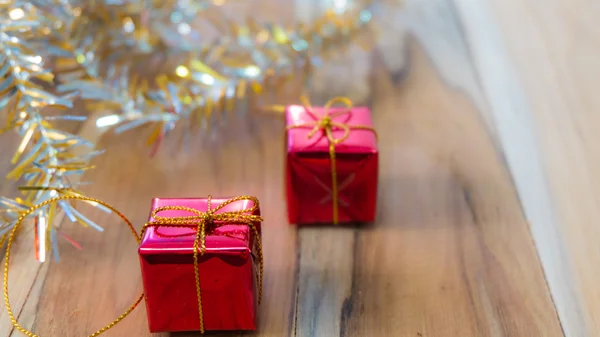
[[2, 0, 600, 336]]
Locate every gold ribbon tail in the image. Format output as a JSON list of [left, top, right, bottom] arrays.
[[329, 142, 339, 224], [193, 218, 206, 333]]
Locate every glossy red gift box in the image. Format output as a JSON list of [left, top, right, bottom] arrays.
[[285, 104, 378, 225], [138, 197, 261, 333]]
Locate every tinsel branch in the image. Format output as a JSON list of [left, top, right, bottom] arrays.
[[0, 0, 394, 260], [0, 1, 104, 261], [51, 0, 377, 151]]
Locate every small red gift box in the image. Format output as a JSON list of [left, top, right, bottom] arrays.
[[138, 196, 263, 333], [285, 99, 378, 225]]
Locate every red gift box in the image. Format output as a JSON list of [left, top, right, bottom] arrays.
[[285, 99, 378, 225], [138, 196, 263, 333]]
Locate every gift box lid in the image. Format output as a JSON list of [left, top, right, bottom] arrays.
[[286, 105, 377, 154], [139, 197, 261, 257]]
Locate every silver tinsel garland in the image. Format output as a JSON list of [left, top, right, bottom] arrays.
[[0, 0, 389, 261]]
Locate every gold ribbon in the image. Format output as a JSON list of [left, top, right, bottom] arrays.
[[4, 195, 144, 337], [286, 96, 377, 224], [3, 195, 263, 336], [140, 195, 264, 334]]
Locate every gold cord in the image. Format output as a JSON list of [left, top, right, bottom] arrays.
[[286, 96, 377, 224], [328, 143, 339, 223], [139, 195, 264, 334], [4, 195, 264, 336], [3, 195, 144, 337]]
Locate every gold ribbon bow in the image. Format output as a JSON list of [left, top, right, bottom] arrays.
[[140, 195, 264, 334], [287, 96, 377, 224], [4, 195, 263, 337]]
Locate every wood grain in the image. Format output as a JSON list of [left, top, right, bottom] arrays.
[[451, 0, 600, 335], [2, 0, 594, 336], [292, 38, 562, 336]]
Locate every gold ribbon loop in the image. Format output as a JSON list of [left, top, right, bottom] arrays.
[[140, 195, 264, 334], [287, 96, 377, 224], [4, 195, 145, 337]]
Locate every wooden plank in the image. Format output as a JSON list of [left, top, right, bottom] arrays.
[[452, 0, 600, 335], [294, 1, 561, 335], [0, 114, 35, 337], [293, 35, 562, 335], [292, 1, 562, 335], [0, 227, 48, 337]]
